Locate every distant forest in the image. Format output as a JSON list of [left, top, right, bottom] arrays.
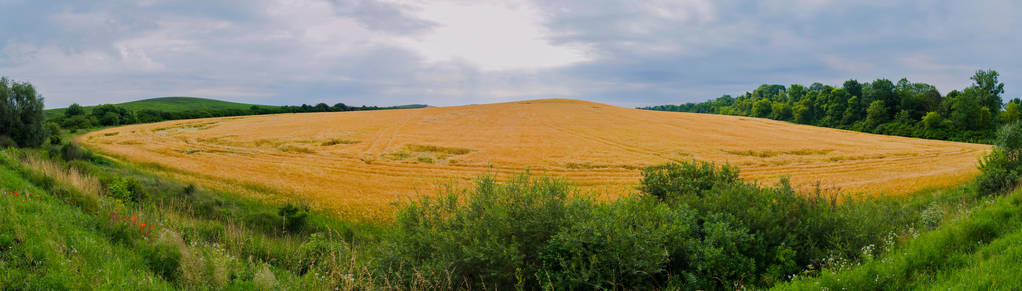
[[642, 70, 1014, 144], [51, 102, 425, 131]]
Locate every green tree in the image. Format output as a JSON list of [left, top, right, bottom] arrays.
[[970, 69, 1005, 111], [771, 102, 793, 121], [0, 77, 48, 147], [842, 79, 862, 99], [1003, 100, 1021, 123], [752, 99, 772, 118], [922, 111, 944, 129], [65, 103, 85, 117], [865, 100, 887, 129], [793, 104, 811, 124]]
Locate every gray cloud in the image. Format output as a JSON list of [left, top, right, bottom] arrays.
[[0, 0, 1019, 109]]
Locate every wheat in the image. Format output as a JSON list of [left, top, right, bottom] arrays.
[[80, 99, 991, 220]]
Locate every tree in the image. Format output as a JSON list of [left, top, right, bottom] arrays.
[[1003, 101, 1020, 124], [922, 112, 944, 129], [771, 102, 793, 121], [866, 79, 897, 119], [865, 100, 887, 129], [751, 99, 772, 118], [970, 69, 1005, 111], [950, 94, 984, 130], [793, 104, 811, 124], [0, 77, 47, 147], [842, 80, 862, 99], [65, 103, 85, 117]]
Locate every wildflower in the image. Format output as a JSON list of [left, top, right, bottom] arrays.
[[130, 216, 137, 221]]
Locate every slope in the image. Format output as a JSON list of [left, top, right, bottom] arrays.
[[776, 189, 1022, 290], [79, 98, 991, 219], [45, 97, 277, 118]]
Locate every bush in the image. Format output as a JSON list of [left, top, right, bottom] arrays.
[[540, 197, 698, 289], [639, 160, 739, 201], [145, 242, 183, 281], [977, 122, 1022, 195], [278, 203, 309, 234], [0, 136, 15, 148], [182, 184, 197, 196], [60, 143, 93, 161], [105, 177, 146, 203], [387, 175, 574, 288]]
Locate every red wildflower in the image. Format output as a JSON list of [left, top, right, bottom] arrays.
[[130, 216, 137, 221]]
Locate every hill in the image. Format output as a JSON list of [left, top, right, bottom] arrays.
[[45, 97, 277, 118], [79, 98, 990, 219]]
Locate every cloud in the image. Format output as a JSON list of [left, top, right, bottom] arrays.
[[0, 0, 1019, 109]]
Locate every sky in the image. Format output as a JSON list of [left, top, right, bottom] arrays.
[[1, 0, 1019, 109]]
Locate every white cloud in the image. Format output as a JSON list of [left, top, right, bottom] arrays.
[[394, 1, 590, 71]]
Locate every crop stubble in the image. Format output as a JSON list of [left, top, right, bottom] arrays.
[[81, 99, 991, 219]]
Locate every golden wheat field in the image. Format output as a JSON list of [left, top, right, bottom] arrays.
[[80, 99, 990, 219]]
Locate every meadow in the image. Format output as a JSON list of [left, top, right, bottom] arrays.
[[80, 98, 990, 219]]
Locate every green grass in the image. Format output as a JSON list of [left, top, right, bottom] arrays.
[[45, 97, 279, 118], [0, 160, 173, 289], [775, 188, 1022, 290], [0, 148, 389, 289]]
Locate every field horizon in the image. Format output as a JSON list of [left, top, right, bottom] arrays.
[[80, 98, 991, 219]]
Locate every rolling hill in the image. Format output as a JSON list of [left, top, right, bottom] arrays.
[[45, 97, 278, 118], [79, 98, 991, 219]]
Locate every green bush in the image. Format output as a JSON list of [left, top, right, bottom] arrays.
[[639, 160, 739, 201], [145, 242, 183, 281], [0, 135, 15, 148], [387, 175, 574, 288], [60, 143, 93, 161], [278, 203, 309, 234], [977, 122, 1022, 195], [540, 197, 698, 289], [105, 177, 146, 203]]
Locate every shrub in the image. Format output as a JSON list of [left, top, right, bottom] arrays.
[[182, 184, 197, 196], [278, 203, 309, 234], [387, 175, 574, 287], [145, 242, 183, 281], [639, 160, 739, 201], [105, 177, 146, 203], [977, 122, 1022, 195], [540, 197, 698, 289], [60, 143, 93, 161], [0, 136, 15, 148]]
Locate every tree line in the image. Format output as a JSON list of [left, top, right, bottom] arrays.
[[52, 102, 424, 131], [642, 70, 1014, 143]]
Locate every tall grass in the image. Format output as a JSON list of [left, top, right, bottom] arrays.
[[16, 152, 103, 198]]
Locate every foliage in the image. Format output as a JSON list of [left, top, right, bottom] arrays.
[[639, 160, 740, 201], [104, 177, 147, 203], [977, 122, 1022, 194], [46, 96, 427, 131], [0, 77, 48, 147], [643, 70, 1012, 143], [278, 203, 309, 234], [385, 161, 919, 289]]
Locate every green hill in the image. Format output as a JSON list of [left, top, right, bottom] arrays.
[[45, 97, 277, 118]]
